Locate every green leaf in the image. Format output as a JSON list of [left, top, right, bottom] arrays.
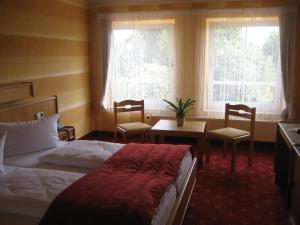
[[163, 99, 178, 111], [163, 98, 195, 116]]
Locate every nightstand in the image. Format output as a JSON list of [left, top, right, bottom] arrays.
[[58, 126, 75, 141]]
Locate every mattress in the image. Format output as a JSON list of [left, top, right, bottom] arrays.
[[4, 141, 193, 193], [0, 166, 179, 225]]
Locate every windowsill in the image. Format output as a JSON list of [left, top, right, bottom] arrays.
[[153, 115, 280, 123]]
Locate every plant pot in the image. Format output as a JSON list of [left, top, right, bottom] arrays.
[[176, 115, 185, 127]]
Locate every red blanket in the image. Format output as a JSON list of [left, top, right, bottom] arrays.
[[39, 143, 190, 225]]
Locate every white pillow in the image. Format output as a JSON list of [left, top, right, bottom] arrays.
[[0, 132, 7, 175], [0, 114, 60, 157]]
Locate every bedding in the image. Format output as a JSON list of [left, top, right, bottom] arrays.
[[0, 132, 6, 175], [3, 140, 124, 173], [176, 149, 193, 192], [0, 166, 178, 225], [4, 141, 68, 168], [0, 166, 84, 219], [39, 143, 190, 225], [4, 140, 193, 192], [39, 140, 125, 169], [3, 141, 92, 173], [0, 114, 59, 157]]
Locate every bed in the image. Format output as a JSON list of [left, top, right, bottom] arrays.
[[0, 165, 84, 225], [0, 95, 197, 225]]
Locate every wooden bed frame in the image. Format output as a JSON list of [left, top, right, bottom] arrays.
[[0, 82, 33, 104], [167, 157, 197, 225], [0, 95, 197, 225], [0, 96, 58, 122]]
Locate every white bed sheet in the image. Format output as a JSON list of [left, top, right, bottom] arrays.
[[0, 166, 179, 225], [3, 141, 68, 168], [38, 140, 125, 169], [3, 141, 91, 173], [0, 166, 83, 218], [4, 141, 193, 193]]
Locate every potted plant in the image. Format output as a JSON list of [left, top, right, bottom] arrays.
[[163, 98, 196, 127]]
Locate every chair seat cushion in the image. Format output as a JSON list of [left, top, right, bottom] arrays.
[[208, 127, 250, 140], [117, 122, 152, 133]]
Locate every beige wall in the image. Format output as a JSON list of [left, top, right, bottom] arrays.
[[89, 0, 300, 142], [0, 0, 93, 138]]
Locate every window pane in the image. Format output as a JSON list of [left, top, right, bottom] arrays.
[[207, 17, 282, 114], [107, 21, 174, 109]]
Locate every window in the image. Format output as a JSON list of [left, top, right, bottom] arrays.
[[105, 19, 175, 110], [206, 17, 283, 116]]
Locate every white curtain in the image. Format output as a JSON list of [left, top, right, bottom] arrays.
[[98, 7, 296, 120], [102, 13, 176, 116], [99, 19, 112, 111], [280, 11, 297, 120], [195, 9, 286, 121]]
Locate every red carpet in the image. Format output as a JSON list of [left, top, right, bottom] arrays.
[[182, 145, 290, 225]]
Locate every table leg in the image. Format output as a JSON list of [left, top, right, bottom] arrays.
[[197, 137, 203, 168], [159, 135, 164, 144]]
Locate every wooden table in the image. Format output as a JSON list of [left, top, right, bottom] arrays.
[[149, 119, 206, 167]]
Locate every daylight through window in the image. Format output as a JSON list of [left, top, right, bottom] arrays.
[[105, 19, 175, 110], [206, 17, 283, 115]]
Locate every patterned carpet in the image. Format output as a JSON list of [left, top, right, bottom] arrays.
[[182, 144, 290, 225]]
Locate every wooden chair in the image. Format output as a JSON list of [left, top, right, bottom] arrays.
[[114, 100, 152, 143], [206, 103, 256, 173]]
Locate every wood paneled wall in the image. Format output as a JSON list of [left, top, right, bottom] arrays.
[[0, 0, 92, 138]]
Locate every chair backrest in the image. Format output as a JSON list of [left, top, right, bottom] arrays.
[[224, 103, 256, 135], [114, 100, 145, 126]]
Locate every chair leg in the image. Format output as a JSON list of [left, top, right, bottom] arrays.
[[140, 134, 144, 143], [114, 131, 117, 142], [248, 140, 254, 167], [206, 137, 210, 163], [223, 141, 228, 158], [231, 142, 237, 173]]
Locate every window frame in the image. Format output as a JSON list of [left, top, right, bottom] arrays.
[[205, 16, 283, 115], [105, 19, 175, 111]]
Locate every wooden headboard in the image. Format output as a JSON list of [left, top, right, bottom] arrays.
[[0, 82, 33, 104], [0, 96, 58, 122]]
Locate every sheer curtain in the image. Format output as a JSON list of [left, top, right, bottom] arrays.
[[98, 7, 295, 120], [102, 13, 176, 115], [101, 12, 206, 118], [99, 19, 112, 111], [195, 9, 285, 120], [280, 11, 297, 120]]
